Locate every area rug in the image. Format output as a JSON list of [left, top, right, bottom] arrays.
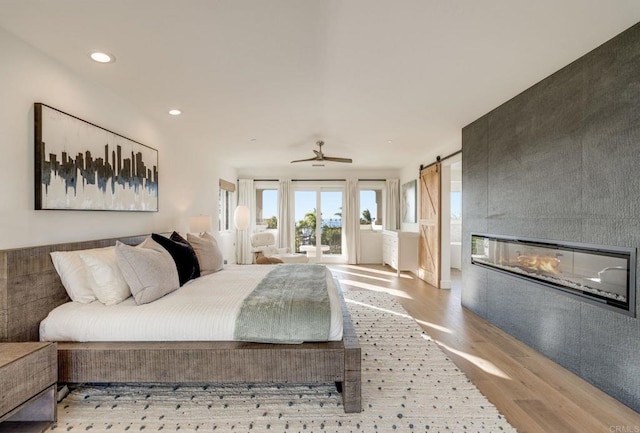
[[50, 290, 516, 432]]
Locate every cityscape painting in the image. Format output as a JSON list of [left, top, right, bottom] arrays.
[[34, 103, 158, 211]]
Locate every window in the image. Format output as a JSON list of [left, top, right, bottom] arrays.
[[255, 185, 278, 230], [359, 185, 383, 229], [218, 179, 235, 232], [219, 189, 231, 231]]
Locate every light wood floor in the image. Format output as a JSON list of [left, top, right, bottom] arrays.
[[329, 264, 640, 433]]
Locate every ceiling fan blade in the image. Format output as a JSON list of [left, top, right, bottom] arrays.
[[292, 140, 351, 164], [323, 156, 353, 163], [290, 156, 320, 163]]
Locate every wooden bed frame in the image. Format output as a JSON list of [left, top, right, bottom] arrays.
[[0, 235, 361, 413]]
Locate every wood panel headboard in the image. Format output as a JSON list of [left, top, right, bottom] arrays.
[[0, 234, 148, 342]]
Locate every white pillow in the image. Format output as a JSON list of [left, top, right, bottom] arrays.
[[115, 239, 180, 305], [186, 232, 224, 275], [80, 247, 131, 306], [50, 247, 111, 303]]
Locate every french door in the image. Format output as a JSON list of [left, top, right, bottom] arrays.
[[293, 186, 344, 263]]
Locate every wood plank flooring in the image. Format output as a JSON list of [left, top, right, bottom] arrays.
[[329, 264, 640, 433]]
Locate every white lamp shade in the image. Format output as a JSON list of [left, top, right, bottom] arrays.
[[234, 205, 250, 230], [189, 215, 212, 233]]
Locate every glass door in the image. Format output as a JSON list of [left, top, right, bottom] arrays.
[[320, 190, 343, 259], [294, 190, 317, 257], [294, 187, 344, 262]]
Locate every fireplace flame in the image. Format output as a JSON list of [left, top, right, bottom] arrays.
[[516, 255, 560, 275]]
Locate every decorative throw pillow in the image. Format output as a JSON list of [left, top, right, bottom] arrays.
[[115, 239, 180, 305], [202, 232, 225, 268], [186, 232, 224, 275], [152, 232, 200, 285], [50, 246, 112, 303], [80, 247, 131, 305], [170, 231, 202, 272]]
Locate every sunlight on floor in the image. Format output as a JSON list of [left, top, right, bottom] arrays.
[[338, 278, 413, 300], [329, 269, 394, 283], [414, 318, 454, 334], [344, 298, 415, 320], [422, 335, 512, 380], [345, 295, 508, 380], [331, 264, 414, 279]]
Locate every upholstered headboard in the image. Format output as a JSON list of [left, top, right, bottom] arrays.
[[0, 234, 148, 342]]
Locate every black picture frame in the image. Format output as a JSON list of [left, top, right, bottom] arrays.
[[34, 103, 158, 212]]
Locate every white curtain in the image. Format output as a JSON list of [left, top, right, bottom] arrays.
[[236, 179, 255, 264], [344, 179, 360, 264], [277, 179, 292, 251], [385, 179, 400, 230]]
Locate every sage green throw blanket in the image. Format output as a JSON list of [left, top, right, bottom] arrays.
[[234, 264, 330, 344]]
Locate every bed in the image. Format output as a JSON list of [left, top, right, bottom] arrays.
[[0, 234, 361, 413]]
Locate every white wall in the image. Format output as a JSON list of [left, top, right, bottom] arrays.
[[237, 167, 399, 181], [0, 28, 236, 254]]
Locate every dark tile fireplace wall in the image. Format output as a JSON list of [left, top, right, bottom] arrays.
[[462, 22, 640, 411]]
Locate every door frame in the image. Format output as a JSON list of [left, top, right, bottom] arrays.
[[438, 153, 462, 289]]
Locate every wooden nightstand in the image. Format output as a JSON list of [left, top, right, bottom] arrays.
[[0, 342, 57, 432]]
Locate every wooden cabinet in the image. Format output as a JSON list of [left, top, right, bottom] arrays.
[[0, 342, 57, 432], [382, 230, 418, 275]]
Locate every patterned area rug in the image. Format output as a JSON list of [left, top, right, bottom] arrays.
[[51, 290, 516, 432]]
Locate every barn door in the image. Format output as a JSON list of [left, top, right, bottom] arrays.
[[418, 163, 441, 287]]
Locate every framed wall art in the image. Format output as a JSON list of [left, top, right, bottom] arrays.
[[34, 103, 158, 211], [401, 179, 417, 223]]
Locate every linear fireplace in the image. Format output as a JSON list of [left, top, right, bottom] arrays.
[[471, 233, 636, 317]]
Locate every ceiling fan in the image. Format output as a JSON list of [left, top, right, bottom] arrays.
[[290, 140, 352, 164]]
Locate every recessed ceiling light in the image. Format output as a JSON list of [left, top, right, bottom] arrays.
[[168, 109, 182, 116], [387, 140, 393, 144], [90, 51, 115, 63]]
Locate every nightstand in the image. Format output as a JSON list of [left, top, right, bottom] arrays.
[[0, 342, 57, 432]]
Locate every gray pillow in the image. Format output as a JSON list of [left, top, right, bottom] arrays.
[[186, 232, 224, 275], [115, 239, 180, 305]]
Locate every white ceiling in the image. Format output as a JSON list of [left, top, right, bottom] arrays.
[[1, 0, 639, 174]]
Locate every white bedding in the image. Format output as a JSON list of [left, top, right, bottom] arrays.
[[39, 264, 343, 342]]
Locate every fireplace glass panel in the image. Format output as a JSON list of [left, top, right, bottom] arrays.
[[471, 234, 634, 314]]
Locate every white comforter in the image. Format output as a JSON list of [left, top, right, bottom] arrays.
[[39, 265, 343, 342]]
